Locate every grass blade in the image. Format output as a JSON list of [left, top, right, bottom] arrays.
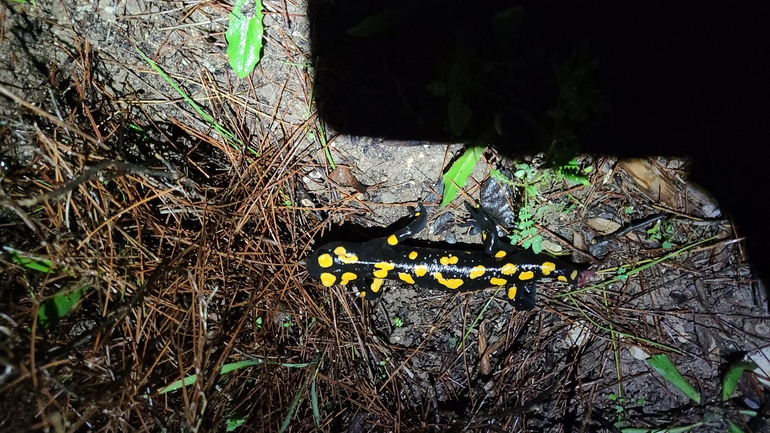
[[647, 353, 701, 404]]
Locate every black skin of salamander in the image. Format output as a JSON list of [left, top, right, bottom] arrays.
[[307, 202, 585, 310]]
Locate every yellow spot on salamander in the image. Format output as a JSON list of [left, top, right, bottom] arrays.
[[340, 272, 357, 285], [317, 253, 333, 268], [571, 270, 579, 281], [440, 255, 459, 265], [507, 285, 518, 300], [501, 263, 517, 275], [490, 277, 507, 286], [373, 262, 395, 278], [414, 265, 428, 277], [320, 273, 336, 287], [469, 265, 486, 279], [433, 272, 464, 289], [333, 246, 358, 264], [387, 234, 398, 246], [558, 275, 568, 283], [519, 271, 534, 281], [408, 251, 418, 260], [494, 250, 507, 259], [542, 262, 556, 276], [371, 278, 384, 293], [398, 273, 415, 284]]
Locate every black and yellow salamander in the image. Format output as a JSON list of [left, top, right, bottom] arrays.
[[307, 202, 586, 310]]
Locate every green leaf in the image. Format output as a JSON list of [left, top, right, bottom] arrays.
[[158, 359, 308, 394], [38, 286, 88, 328], [448, 97, 472, 136], [311, 375, 320, 429], [727, 421, 747, 433], [557, 159, 590, 186], [722, 360, 757, 401], [647, 353, 701, 404], [531, 235, 543, 254], [226, 0, 264, 78], [441, 146, 484, 207], [6, 246, 55, 273], [226, 417, 246, 432], [525, 185, 537, 196]]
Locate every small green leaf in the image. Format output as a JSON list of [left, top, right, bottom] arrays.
[[226, 0, 264, 78], [557, 159, 590, 186], [226, 417, 246, 432], [38, 286, 88, 328], [647, 353, 701, 404], [727, 421, 747, 433], [525, 185, 537, 196], [441, 145, 484, 206], [722, 360, 757, 401], [531, 235, 543, 254]]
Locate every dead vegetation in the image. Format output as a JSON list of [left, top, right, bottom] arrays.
[[1, 1, 769, 433]]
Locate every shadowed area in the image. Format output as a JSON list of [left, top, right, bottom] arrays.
[[309, 0, 770, 282]]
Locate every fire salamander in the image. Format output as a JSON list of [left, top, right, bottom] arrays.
[[307, 202, 585, 310]]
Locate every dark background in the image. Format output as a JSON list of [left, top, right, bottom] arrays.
[[309, 1, 770, 282]]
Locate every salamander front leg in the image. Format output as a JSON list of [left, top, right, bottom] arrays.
[[385, 202, 429, 246]]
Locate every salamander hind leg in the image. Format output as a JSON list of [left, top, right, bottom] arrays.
[[358, 278, 386, 301], [463, 202, 510, 258], [507, 282, 537, 311]]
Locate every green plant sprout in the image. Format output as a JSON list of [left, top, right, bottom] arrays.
[[609, 392, 644, 416], [647, 220, 674, 250], [616, 265, 630, 281], [393, 316, 404, 328], [492, 158, 589, 254]]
